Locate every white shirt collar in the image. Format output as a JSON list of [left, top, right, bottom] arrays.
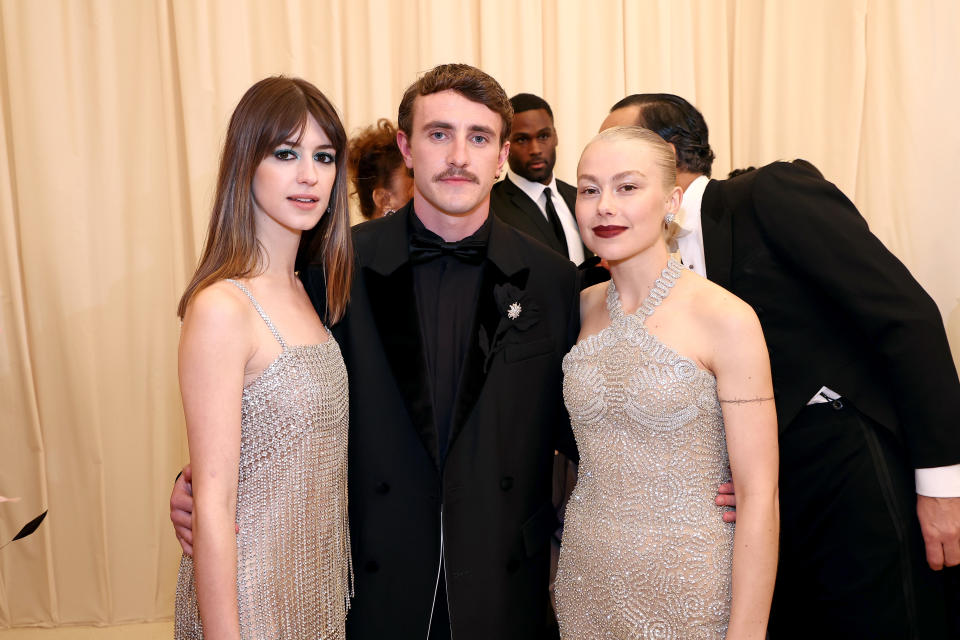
[[679, 174, 709, 236], [675, 175, 710, 277], [508, 170, 557, 202], [505, 171, 585, 264]]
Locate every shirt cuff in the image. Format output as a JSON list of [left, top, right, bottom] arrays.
[[915, 465, 960, 497]]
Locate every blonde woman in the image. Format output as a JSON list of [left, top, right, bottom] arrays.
[[555, 126, 779, 639]]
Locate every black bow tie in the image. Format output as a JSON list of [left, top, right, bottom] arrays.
[[408, 232, 487, 265]]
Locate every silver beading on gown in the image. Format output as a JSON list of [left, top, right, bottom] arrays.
[[555, 259, 733, 639], [175, 280, 352, 639]]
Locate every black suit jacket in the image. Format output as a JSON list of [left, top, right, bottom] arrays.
[[304, 203, 579, 639], [490, 175, 589, 261], [701, 161, 960, 468]]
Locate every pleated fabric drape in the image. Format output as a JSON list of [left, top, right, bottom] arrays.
[[1, 0, 958, 628]]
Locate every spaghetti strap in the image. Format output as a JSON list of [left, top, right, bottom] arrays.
[[177, 278, 351, 639], [226, 279, 287, 349]]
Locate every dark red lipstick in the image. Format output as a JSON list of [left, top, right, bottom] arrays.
[[592, 225, 627, 238]]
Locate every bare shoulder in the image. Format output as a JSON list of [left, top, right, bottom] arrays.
[[576, 280, 613, 339], [181, 280, 253, 348], [682, 271, 761, 340], [580, 281, 607, 311], [579, 281, 609, 324]]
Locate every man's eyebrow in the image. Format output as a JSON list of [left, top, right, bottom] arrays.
[[468, 124, 496, 137], [511, 127, 551, 139], [421, 121, 496, 137], [421, 120, 454, 131]]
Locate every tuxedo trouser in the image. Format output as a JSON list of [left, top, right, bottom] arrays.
[[769, 401, 948, 640]]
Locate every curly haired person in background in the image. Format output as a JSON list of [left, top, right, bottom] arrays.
[[347, 118, 413, 219]]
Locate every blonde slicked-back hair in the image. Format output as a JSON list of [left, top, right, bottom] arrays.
[[587, 125, 683, 243]]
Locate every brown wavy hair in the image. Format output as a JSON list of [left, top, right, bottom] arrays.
[[177, 76, 352, 323], [347, 119, 408, 220], [397, 63, 513, 144]]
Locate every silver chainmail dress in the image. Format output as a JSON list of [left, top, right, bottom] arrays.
[[175, 279, 352, 639], [555, 259, 734, 639]]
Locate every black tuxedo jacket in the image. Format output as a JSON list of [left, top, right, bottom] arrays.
[[490, 175, 589, 261], [701, 161, 960, 468], [304, 203, 579, 639]]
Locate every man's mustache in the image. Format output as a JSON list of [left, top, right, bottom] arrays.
[[433, 168, 480, 184]]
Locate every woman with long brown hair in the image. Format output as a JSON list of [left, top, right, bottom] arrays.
[[173, 76, 353, 640]]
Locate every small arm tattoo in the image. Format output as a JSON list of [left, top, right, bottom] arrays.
[[719, 396, 774, 404]]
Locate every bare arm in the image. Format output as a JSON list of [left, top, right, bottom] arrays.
[[178, 285, 250, 640], [709, 297, 779, 640]]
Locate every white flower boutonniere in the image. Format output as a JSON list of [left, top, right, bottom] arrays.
[[478, 283, 542, 372]]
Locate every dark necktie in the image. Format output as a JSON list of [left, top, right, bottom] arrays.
[[542, 187, 569, 255], [408, 231, 486, 265]]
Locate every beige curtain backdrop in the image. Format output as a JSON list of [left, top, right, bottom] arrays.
[[1, 0, 958, 629]]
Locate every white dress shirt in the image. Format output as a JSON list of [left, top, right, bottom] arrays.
[[676, 175, 960, 496], [675, 175, 709, 277], [508, 172, 585, 264]]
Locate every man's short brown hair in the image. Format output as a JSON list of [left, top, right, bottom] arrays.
[[397, 63, 513, 144]]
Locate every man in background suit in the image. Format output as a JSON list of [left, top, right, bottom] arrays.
[[490, 93, 583, 598], [490, 93, 587, 264], [602, 94, 960, 639]]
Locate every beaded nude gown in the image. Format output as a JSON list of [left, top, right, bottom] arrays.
[[555, 259, 734, 639], [175, 280, 352, 639]]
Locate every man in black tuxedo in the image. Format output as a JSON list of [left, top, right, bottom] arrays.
[[490, 93, 587, 263], [602, 94, 960, 639], [316, 66, 578, 640]]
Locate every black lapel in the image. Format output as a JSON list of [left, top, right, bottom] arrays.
[[504, 176, 563, 254], [448, 217, 529, 454], [701, 179, 733, 290], [362, 204, 439, 467]]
